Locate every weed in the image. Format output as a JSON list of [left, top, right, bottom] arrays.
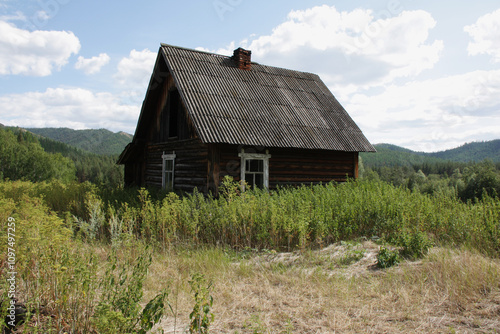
[[243, 313, 267, 334], [398, 230, 432, 260], [94, 247, 169, 334], [377, 247, 400, 269], [188, 273, 214, 334]]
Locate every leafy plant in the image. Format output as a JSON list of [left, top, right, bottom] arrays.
[[189, 273, 214, 334], [243, 313, 267, 334], [94, 248, 169, 334], [377, 247, 400, 269], [399, 230, 432, 260]]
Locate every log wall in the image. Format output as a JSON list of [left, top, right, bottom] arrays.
[[144, 139, 208, 192], [268, 148, 357, 187], [140, 142, 357, 194], [216, 144, 358, 190]]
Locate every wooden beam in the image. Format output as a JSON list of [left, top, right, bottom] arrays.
[[354, 153, 359, 179], [207, 144, 221, 195]]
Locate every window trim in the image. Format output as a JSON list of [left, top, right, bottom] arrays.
[[162, 151, 176, 190], [238, 149, 271, 190]]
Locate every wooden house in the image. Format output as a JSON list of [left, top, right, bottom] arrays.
[[118, 44, 376, 194]]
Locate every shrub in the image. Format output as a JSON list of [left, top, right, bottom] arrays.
[[189, 273, 214, 334], [377, 247, 400, 269], [399, 230, 433, 260], [94, 248, 169, 334]]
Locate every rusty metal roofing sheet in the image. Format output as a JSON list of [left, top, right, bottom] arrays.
[[160, 44, 375, 152]]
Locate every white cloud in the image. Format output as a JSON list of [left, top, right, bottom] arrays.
[[115, 48, 157, 86], [36, 10, 50, 22], [114, 48, 157, 104], [346, 69, 500, 151], [0, 20, 80, 76], [464, 9, 500, 62], [0, 88, 139, 133], [75, 53, 110, 74], [234, 6, 443, 88]]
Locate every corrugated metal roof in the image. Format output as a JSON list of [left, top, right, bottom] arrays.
[[159, 44, 375, 152]]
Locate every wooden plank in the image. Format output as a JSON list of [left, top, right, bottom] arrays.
[[208, 144, 221, 195]]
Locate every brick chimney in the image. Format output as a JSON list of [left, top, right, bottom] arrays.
[[232, 47, 251, 70]]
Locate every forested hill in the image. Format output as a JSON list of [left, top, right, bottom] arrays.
[[425, 140, 500, 162], [27, 127, 132, 155], [0, 126, 124, 186], [362, 140, 500, 168]]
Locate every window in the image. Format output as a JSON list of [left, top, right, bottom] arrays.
[[238, 150, 271, 190], [159, 89, 180, 142], [162, 152, 176, 191], [168, 89, 180, 138]]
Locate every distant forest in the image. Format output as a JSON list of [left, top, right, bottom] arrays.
[[27, 127, 132, 156], [360, 142, 500, 202], [0, 127, 124, 187]]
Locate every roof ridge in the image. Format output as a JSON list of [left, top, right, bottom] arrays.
[[160, 43, 320, 77], [161, 43, 230, 59]]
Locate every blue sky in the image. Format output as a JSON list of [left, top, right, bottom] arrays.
[[1, 0, 500, 152]]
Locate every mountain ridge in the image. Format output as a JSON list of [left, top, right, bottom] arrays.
[[26, 127, 132, 156], [362, 140, 500, 168]]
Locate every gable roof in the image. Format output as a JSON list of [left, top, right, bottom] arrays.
[[131, 44, 375, 152]]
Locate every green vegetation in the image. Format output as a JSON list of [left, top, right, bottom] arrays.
[[362, 140, 500, 166], [361, 156, 500, 203], [376, 247, 400, 269], [27, 127, 132, 156], [1, 127, 499, 332], [1, 177, 499, 332], [1, 176, 499, 332], [427, 139, 500, 162], [0, 128, 75, 183], [188, 273, 214, 334], [0, 127, 124, 187]]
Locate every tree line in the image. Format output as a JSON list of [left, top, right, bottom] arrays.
[[0, 127, 123, 186], [361, 158, 500, 202]]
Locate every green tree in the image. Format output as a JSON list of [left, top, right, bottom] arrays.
[[0, 128, 76, 182], [460, 160, 500, 202]]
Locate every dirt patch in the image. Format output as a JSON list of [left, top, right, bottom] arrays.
[[246, 240, 383, 278]]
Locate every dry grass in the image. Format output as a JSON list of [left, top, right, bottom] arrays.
[[143, 243, 500, 333]]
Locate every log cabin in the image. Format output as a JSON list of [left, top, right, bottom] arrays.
[[118, 44, 376, 194]]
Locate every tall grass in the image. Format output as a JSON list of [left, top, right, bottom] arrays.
[[0, 192, 168, 333], [3, 177, 497, 256], [119, 179, 499, 255]]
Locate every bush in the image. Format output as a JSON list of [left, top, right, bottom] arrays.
[[377, 247, 400, 269], [398, 230, 433, 260], [94, 248, 169, 334]]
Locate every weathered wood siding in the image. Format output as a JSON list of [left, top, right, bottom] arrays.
[[144, 139, 208, 192], [216, 144, 358, 190], [268, 148, 357, 187]]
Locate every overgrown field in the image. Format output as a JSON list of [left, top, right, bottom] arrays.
[[1, 178, 499, 333]]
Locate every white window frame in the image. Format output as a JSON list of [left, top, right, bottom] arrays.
[[162, 151, 176, 191], [238, 149, 271, 190]]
